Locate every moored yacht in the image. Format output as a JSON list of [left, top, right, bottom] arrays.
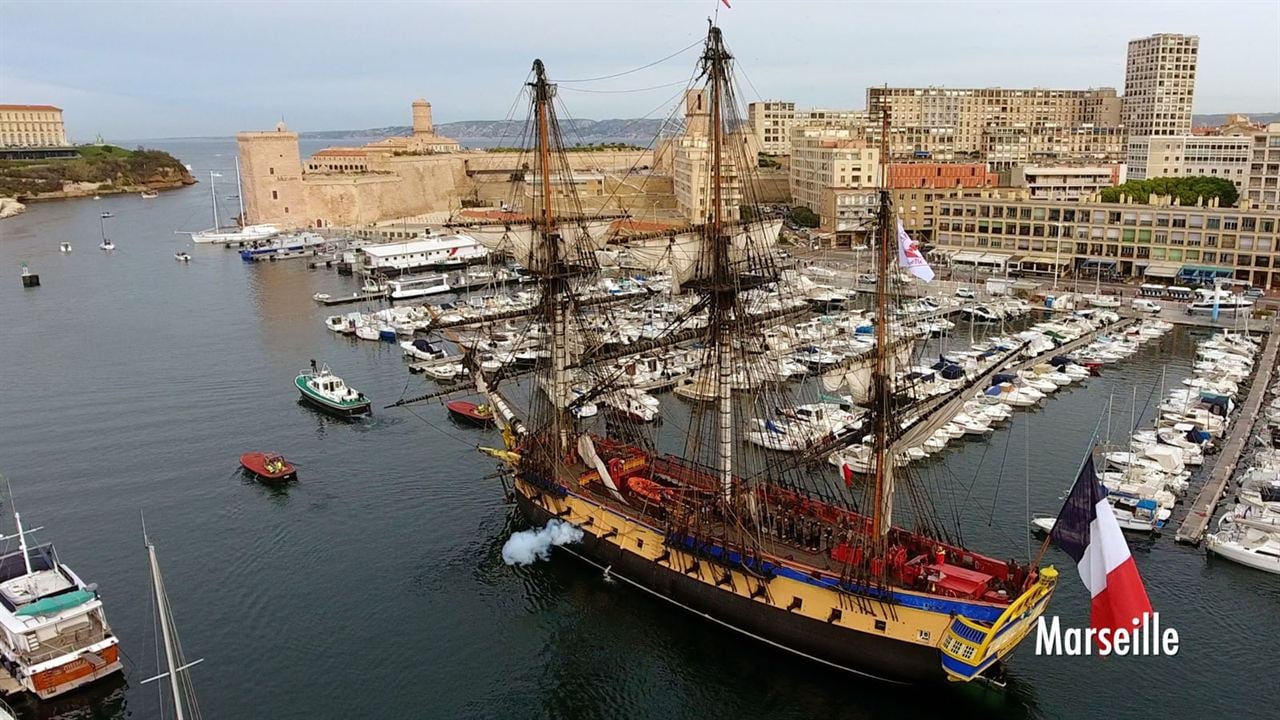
[[0, 495, 123, 698]]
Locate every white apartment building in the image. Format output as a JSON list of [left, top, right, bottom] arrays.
[[1127, 135, 1252, 190], [1123, 33, 1198, 138], [674, 90, 742, 223], [747, 102, 868, 156], [1008, 165, 1124, 201]]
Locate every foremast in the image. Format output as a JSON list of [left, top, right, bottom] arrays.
[[706, 28, 734, 502], [870, 109, 895, 542]]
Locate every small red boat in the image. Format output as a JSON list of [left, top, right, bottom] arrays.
[[240, 452, 297, 483], [447, 400, 494, 427]]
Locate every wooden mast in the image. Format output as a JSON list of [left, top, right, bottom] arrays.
[[871, 107, 893, 540], [531, 59, 571, 455], [707, 26, 734, 502]]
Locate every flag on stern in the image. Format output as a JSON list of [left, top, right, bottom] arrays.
[[1049, 454, 1153, 640], [896, 221, 934, 282]]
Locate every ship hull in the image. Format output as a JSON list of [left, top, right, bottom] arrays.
[[514, 489, 947, 684]]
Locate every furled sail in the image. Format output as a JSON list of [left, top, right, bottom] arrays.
[[820, 340, 914, 404], [619, 219, 782, 285], [460, 220, 615, 268]]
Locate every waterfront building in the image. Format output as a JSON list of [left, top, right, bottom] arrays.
[[0, 104, 69, 147], [357, 233, 486, 274], [1246, 123, 1280, 211], [1123, 33, 1198, 138], [1007, 165, 1125, 201], [866, 86, 1122, 161], [930, 191, 1280, 289]]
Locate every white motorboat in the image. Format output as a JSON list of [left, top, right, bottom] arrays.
[[1186, 289, 1254, 315], [400, 338, 447, 361], [174, 252, 191, 262], [59, 242, 72, 253], [423, 363, 467, 382], [388, 273, 451, 300], [1206, 516, 1280, 574], [99, 239, 115, 251]]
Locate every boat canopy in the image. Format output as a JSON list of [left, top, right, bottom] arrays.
[[15, 589, 94, 617]]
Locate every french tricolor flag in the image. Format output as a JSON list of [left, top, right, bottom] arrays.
[[1050, 455, 1153, 641]]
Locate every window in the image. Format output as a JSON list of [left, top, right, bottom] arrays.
[[271, 190, 278, 200], [269, 167, 274, 175]]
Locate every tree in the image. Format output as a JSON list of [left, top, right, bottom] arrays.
[[1099, 175, 1239, 207], [790, 205, 820, 228]]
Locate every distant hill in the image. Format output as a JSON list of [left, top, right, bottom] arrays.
[[299, 118, 679, 143], [1192, 112, 1280, 127]]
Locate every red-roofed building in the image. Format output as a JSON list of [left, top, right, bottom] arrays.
[[888, 163, 997, 189], [0, 104, 69, 148]]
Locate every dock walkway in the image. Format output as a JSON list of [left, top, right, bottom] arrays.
[[1175, 324, 1280, 545]]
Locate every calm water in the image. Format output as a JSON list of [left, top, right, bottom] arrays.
[[1, 139, 1276, 720]]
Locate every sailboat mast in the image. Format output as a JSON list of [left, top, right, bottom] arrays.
[[707, 27, 733, 501], [871, 107, 893, 539], [532, 59, 570, 455], [209, 170, 219, 230], [147, 540, 186, 720], [236, 156, 246, 227]]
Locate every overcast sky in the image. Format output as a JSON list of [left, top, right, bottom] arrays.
[[3, 0, 1278, 141]]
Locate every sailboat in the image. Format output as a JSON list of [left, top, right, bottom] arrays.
[[398, 24, 1057, 685], [98, 212, 115, 251], [190, 159, 279, 244], [140, 526, 203, 717]]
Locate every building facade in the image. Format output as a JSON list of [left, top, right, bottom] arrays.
[[673, 89, 743, 223], [789, 127, 880, 213], [1126, 135, 1252, 190], [747, 101, 795, 155], [0, 104, 69, 148], [1007, 165, 1125, 201], [1123, 33, 1198, 138], [1247, 123, 1280, 211], [865, 86, 1122, 161], [930, 191, 1280, 289], [888, 162, 996, 189]]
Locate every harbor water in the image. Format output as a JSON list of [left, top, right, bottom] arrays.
[[0, 139, 1276, 720]]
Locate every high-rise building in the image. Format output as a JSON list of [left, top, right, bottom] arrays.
[[789, 127, 880, 237], [1123, 33, 1199, 138], [1126, 135, 1252, 189], [674, 90, 743, 223], [747, 101, 868, 155]]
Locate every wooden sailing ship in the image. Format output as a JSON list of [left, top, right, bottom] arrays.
[[401, 23, 1058, 684]]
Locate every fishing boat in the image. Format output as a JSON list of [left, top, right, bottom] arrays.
[[59, 242, 72, 253], [141, 528, 203, 716], [446, 400, 493, 427], [295, 361, 371, 417], [239, 452, 297, 483], [0, 482, 123, 698], [140, 190, 159, 199], [394, 28, 1057, 685], [174, 252, 191, 262]]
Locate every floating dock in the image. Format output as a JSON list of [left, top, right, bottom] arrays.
[[1175, 324, 1280, 545], [315, 291, 386, 306]]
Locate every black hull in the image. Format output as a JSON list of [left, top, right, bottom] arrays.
[[515, 492, 947, 684]]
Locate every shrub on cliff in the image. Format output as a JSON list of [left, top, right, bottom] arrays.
[[0, 145, 193, 198]]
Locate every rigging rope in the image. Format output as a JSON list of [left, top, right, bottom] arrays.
[[555, 38, 704, 83]]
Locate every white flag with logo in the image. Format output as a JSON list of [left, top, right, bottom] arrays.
[[897, 220, 934, 282]]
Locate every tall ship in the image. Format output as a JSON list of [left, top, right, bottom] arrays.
[[401, 24, 1058, 685], [0, 493, 122, 698]]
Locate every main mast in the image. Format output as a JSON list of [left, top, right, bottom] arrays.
[[531, 59, 572, 457], [707, 27, 734, 502], [870, 108, 894, 539]]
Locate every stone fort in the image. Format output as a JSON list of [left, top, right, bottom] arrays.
[[237, 99, 658, 229]]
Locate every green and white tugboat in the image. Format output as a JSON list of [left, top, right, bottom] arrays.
[[295, 360, 371, 417]]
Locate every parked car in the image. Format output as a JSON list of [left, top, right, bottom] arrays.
[[857, 273, 877, 284], [955, 287, 976, 299], [1245, 287, 1265, 299]]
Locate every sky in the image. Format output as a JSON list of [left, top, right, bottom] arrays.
[[3, 0, 1278, 141]]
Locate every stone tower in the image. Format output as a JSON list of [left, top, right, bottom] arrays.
[[412, 98, 434, 136], [683, 89, 709, 137], [237, 121, 306, 229]]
